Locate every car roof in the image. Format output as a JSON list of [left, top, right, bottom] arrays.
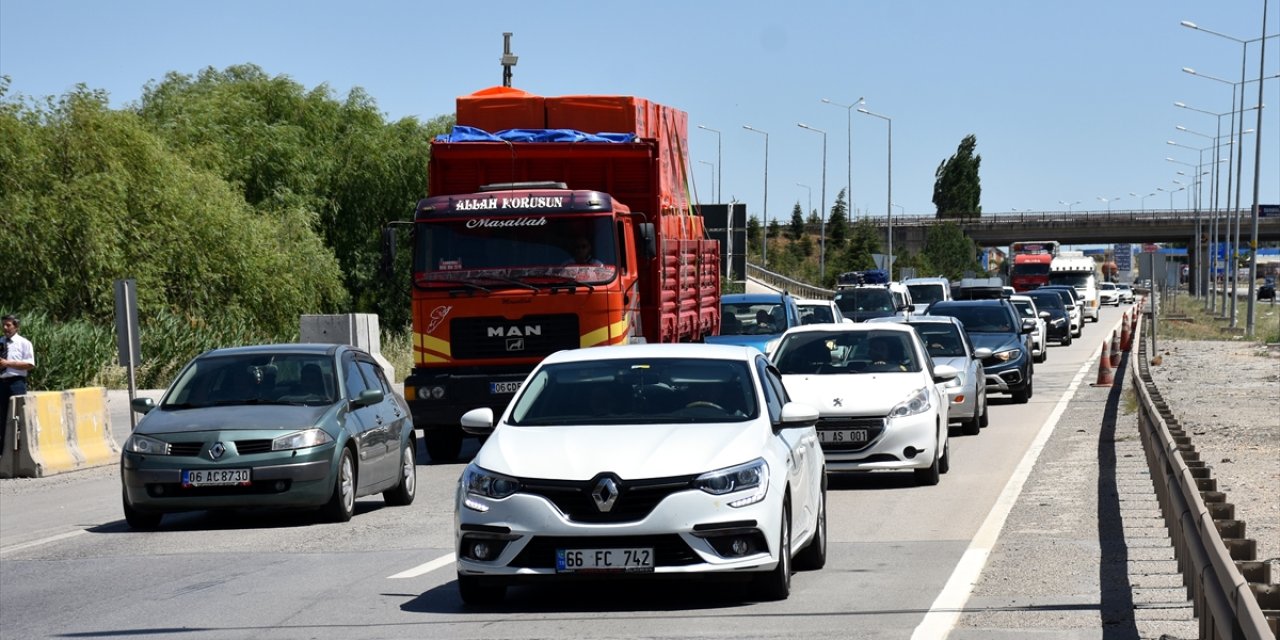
[[903, 277, 950, 285], [722, 292, 792, 304], [795, 298, 836, 306], [539, 342, 759, 365], [781, 322, 915, 336], [1009, 294, 1034, 303], [929, 299, 1010, 308], [202, 343, 345, 358]]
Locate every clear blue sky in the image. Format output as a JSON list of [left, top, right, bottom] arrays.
[[2, 0, 1276, 224]]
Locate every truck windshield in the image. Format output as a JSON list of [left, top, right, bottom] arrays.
[[1048, 273, 1091, 288], [1012, 264, 1051, 276], [906, 284, 945, 305], [834, 288, 895, 313], [413, 215, 617, 287]]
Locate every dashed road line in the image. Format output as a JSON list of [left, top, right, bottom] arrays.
[[388, 552, 455, 579]]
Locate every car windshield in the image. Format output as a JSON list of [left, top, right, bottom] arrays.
[[1011, 301, 1037, 319], [800, 303, 837, 324], [908, 325, 967, 357], [834, 288, 895, 313], [773, 330, 920, 374], [931, 306, 1014, 333], [721, 302, 785, 336], [507, 358, 758, 425], [1100, 283, 1116, 290], [906, 284, 946, 305], [162, 353, 337, 408], [1027, 293, 1063, 310]]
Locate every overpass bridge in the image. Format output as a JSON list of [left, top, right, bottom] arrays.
[[865, 208, 1280, 251]]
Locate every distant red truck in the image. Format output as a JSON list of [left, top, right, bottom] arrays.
[[1009, 241, 1060, 291]]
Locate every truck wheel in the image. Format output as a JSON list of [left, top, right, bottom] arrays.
[[425, 431, 462, 462]]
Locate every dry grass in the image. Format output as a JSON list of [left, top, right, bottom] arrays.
[[1154, 291, 1280, 343]]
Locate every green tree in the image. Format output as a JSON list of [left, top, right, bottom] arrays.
[[933, 134, 982, 219], [787, 202, 805, 241], [746, 214, 761, 257], [827, 188, 849, 249], [921, 222, 982, 279]]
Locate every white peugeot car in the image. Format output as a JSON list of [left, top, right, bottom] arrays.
[[771, 324, 958, 486], [454, 344, 825, 605]]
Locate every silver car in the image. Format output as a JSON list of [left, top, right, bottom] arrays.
[[866, 316, 989, 435]]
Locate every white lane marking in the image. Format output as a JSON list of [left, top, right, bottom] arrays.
[[911, 320, 1116, 640], [0, 529, 88, 556], [388, 552, 456, 579]]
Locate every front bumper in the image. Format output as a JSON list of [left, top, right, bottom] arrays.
[[455, 482, 784, 580], [406, 369, 528, 432], [815, 414, 938, 472], [982, 357, 1029, 394], [121, 445, 337, 513]]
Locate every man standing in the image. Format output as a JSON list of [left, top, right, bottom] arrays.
[[1, 314, 36, 453]]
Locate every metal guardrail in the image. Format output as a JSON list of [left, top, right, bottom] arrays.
[[745, 264, 834, 299], [854, 209, 1254, 228], [1132, 298, 1277, 639]]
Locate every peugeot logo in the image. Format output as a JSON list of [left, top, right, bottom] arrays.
[[591, 476, 619, 513], [832, 397, 843, 408], [209, 442, 226, 460]]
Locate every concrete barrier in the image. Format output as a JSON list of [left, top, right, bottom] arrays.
[[0, 387, 120, 479]]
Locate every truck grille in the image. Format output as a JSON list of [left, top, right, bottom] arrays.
[[450, 314, 581, 360]]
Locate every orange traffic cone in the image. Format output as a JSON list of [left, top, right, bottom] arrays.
[[1092, 341, 1114, 387], [1109, 330, 1120, 368], [1120, 313, 1132, 352]]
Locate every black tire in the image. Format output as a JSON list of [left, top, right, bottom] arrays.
[[424, 430, 463, 463], [938, 437, 951, 475], [322, 448, 356, 523], [978, 397, 989, 428], [914, 448, 941, 486], [753, 503, 792, 601], [793, 485, 826, 571], [457, 573, 507, 606], [1012, 382, 1031, 404], [383, 434, 417, 507], [961, 413, 980, 436], [122, 492, 162, 530], [1061, 334, 1072, 347], [1035, 347, 1046, 363]]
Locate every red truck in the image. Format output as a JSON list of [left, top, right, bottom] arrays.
[[1009, 241, 1060, 291], [386, 87, 721, 461]]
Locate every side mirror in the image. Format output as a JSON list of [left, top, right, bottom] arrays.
[[352, 388, 385, 407], [461, 407, 496, 435], [973, 347, 993, 359], [1021, 319, 1036, 334], [131, 397, 156, 415], [637, 222, 657, 260], [380, 227, 397, 279], [932, 364, 960, 383], [777, 402, 819, 429]]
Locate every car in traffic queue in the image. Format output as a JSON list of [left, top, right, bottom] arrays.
[[1037, 285, 1083, 338], [903, 277, 953, 316], [1025, 289, 1074, 346], [1009, 294, 1048, 363], [709, 292, 803, 354], [121, 343, 417, 530], [833, 284, 912, 323], [867, 315, 990, 436], [924, 299, 1036, 403], [1098, 282, 1121, 306], [770, 323, 958, 485], [796, 298, 852, 325], [1116, 283, 1136, 304], [453, 343, 826, 605]]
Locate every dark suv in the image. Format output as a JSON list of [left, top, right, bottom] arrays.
[[1026, 290, 1073, 346], [924, 299, 1035, 403]]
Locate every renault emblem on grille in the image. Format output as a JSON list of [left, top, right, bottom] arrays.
[[591, 477, 619, 512], [209, 442, 226, 460], [506, 337, 525, 351]]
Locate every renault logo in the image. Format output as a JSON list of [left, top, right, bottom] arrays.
[[591, 476, 619, 513], [209, 442, 226, 460]]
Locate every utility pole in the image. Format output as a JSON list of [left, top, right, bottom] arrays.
[[501, 33, 518, 87]]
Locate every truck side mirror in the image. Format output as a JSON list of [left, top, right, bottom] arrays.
[[380, 226, 397, 279], [638, 222, 656, 260]]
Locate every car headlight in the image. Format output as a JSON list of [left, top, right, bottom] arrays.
[[272, 428, 334, 451], [991, 348, 1020, 362], [462, 464, 521, 500], [695, 458, 769, 507], [1050, 317, 1066, 327], [889, 387, 932, 418], [124, 434, 171, 455]]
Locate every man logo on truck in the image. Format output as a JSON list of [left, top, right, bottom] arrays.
[[488, 325, 542, 338]]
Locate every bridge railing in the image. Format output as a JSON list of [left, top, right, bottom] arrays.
[[852, 209, 1250, 228], [745, 264, 833, 299]]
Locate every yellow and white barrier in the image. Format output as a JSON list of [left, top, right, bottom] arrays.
[[0, 387, 120, 479]]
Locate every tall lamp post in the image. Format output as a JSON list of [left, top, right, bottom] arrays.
[[1058, 200, 1081, 213], [697, 125, 722, 203], [822, 96, 863, 218], [797, 123, 829, 281], [743, 126, 769, 266], [1097, 197, 1111, 213], [1182, 17, 1278, 334], [858, 106, 893, 275]]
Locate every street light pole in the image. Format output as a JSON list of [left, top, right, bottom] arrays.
[[798, 123, 828, 282], [697, 125, 722, 203], [743, 126, 769, 266], [698, 160, 714, 205], [858, 106, 893, 274], [822, 97, 863, 219], [1059, 200, 1081, 213], [1097, 196, 1111, 212]]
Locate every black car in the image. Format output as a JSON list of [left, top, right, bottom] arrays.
[[1026, 290, 1073, 346], [925, 299, 1035, 403], [1036, 286, 1083, 338], [1259, 283, 1275, 300]]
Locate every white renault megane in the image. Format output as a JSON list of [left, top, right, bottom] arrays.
[[453, 343, 825, 605]]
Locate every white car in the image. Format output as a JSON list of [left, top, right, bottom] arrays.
[[1098, 282, 1121, 306], [454, 343, 826, 604], [771, 323, 957, 486], [1116, 283, 1135, 304], [1009, 295, 1048, 363], [796, 298, 851, 325]]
